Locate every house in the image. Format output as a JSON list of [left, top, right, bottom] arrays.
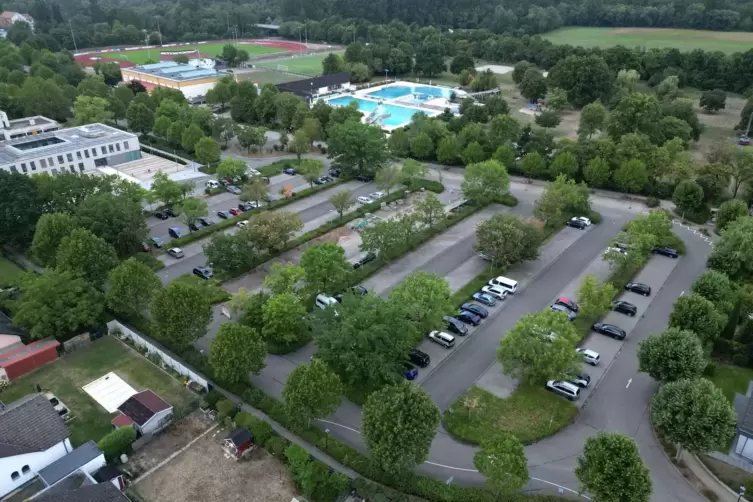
[[111, 389, 173, 435], [37, 441, 105, 488], [0, 394, 72, 497], [0, 338, 60, 382], [0, 11, 34, 32], [733, 380, 753, 461], [33, 480, 130, 501], [222, 428, 254, 460], [276, 72, 351, 101]]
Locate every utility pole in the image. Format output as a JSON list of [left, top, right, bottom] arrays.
[[68, 21, 78, 52], [156, 19, 163, 46]]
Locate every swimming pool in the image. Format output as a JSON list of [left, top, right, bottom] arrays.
[[366, 85, 452, 100], [326, 96, 429, 128]]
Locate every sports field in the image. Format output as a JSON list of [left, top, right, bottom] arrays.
[[108, 42, 285, 65], [257, 51, 345, 76], [543, 27, 753, 54]]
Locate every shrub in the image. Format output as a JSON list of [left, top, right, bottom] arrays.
[[249, 419, 273, 445], [645, 196, 660, 208], [216, 399, 237, 421], [588, 210, 602, 224], [234, 411, 256, 429], [98, 426, 137, 460], [204, 389, 223, 408], [703, 362, 717, 377], [242, 387, 266, 406], [265, 435, 290, 457]]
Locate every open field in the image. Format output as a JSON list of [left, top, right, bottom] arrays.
[[0, 256, 23, 287], [543, 27, 753, 54], [105, 42, 284, 65], [257, 50, 345, 76], [236, 69, 302, 85], [0, 336, 198, 446]]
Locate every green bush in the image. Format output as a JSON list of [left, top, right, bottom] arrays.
[[265, 435, 290, 457], [242, 387, 266, 406], [98, 426, 137, 460], [645, 196, 660, 208], [131, 252, 165, 271], [233, 411, 256, 429], [204, 389, 223, 408], [704, 362, 717, 377], [216, 399, 237, 420], [497, 193, 518, 207], [588, 210, 602, 224], [249, 419, 273, 445]]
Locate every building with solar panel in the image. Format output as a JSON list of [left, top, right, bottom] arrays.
[[120, 61, 232, 99]]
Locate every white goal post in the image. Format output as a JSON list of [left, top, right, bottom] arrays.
[[276, 64, 289, 71]]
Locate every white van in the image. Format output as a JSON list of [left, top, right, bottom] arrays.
[[315, 294, 338, 310], [205, 180, 220, 189], [488, 276, 518, 294]]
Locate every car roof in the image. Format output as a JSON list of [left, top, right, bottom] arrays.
[[558, 297, 572, 302], [169, 247, 182, 252], [556, 381, 580, 392], [579, 348, 598, 357]]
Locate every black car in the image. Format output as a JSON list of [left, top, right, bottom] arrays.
[[238, 202, 258, 212], [409, 349, 430, 368], [154, 211, 169, 220], [164, 207, 177, 217], [653, 246, 679, 258], [188, 222, 200, 231], [334, 285, 369, 302], [567, 219, 587, 230], [625, 282, 651, 296], [460, 303, 489, 318], [567, 373, 591, 388], [168, 226, 184, 239], [353, 253, 376, 269], [193, 266, 214, 280], [355, 174, 374, 182], [198, 217, 215, 227], [612, 300, 637, 317], [455, 310, 481, 326], [592, 322, 627, 340], [443, 316, 469, 336], [313, 177, 325, 185], [283, 167, 297, 175], [329, 168, 341, 177], [217, 211, 230, 219]]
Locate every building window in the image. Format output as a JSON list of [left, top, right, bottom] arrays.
[[69, 165, 75, 173], [76, 151, 82, 160], [21, 163, 27, 173], [11, 472, 18, 481], [78, 163, 84, 172], [66, 153, 73, 162], [40, 158, 47, 168], [9, 165, 17, 173], [84, 150, 90, 158], [91, 148, 97, 157], [30, 161, 36, 171], [108, 144, 114, 153], [21, 466, 29, 475], [57, 155, 64, 164], [48, 157, 54, 166], [124, 141, 130, 150], [101, 146, 106, 155], [115, 143, 121, 152], [51, 168, 58, 175]]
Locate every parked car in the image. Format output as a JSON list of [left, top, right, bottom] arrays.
[[164, 207, 177, 217], [570, 216, 591, 226], [188, 222, 200, 231], [612, 300, 637, 317], [403, 362, 418, 381], [567, 373, 591, 388], [357, 196, 374, 204], [369, 191, 385, 200], [283, 167, 297, 175], [217, 211, 231, 219], [472, 292, 497, 306], [577, 348, 601, 366], [554, 297, 579, 312], [140, 241, 152, 252], [481, 285, 507, 301], [592, 322, 627, 340], [461, 303, 488, 318], [238, 202, 259, 212], [226, 185, 241, 195], [455, 310, 481, 326], [150, 236, 164, 248], [409, 349, 430, 367], [229, 207, 242, 216], [567, 219, 587, 230], [247, 168, 261, 176], [546, 380, 580, 401], [334, 285, 369, 303], [329, 168, 341, 177], [443, 316, 469, 336], [313, 177, 325, 185], [428, 331, 455, 348], [167, 247, 184, 258], [319, 175, 333, 183], [625, 282, 651, 296], [236, 221, 248, 229], [315, 294, 339, 310], [653, 246, 679, 258], [154, 211, 169, 220], [198, 217, 215, 227], [741, 135, 751, 146], [168, 226, 184, 239], [550, 303, 576, 321], [193, 266, 214, 280], [355, 174, 374, 182], [353, 253, 376, 269]]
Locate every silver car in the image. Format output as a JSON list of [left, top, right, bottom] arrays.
[[550, 303, 576, 321]]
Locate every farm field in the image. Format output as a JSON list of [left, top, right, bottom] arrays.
[[104, 42, 284, 65], [257, 50, 345, 76], [543, 27, 753, 54]]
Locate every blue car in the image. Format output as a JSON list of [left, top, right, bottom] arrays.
[[461, 303, 489, 318], [168, 226, 184, 239], [403, 362, 418, 380], [456, 310, 481, 326], [472, 292, 496, 307]]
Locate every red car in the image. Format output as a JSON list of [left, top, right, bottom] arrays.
[[229, 207, 242, 216], [554, 297, 579, 312]]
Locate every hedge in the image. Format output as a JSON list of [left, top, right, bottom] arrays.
[[97, 426, 137, 460]]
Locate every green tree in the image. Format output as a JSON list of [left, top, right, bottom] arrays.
[[210, 324, 267, 383], [652, 378, 736, 459], [492, 144, 517, 170], [519, 68, 547, 103], [283, 359, 343, 426], [290, 129, 310, 163], [14, 271, 104, 340], [194, 137, 220, 165], [179, 198, 208, 230], [461, 159, 510, 205], [672, 180, 705, 216], [575, 433, 652, 502], [181, 123, 204, 153], [533, 174, 590, 226], [106, 258, 161, 318], [475, 213, 543, 270], [708, 217, 753, 280], [715, 198, 749, 232], [414, 192, 445, 228], [298, 159, 323, 188], [656, 75, 680, 101], [203, 232, 255, 276], [388, 128, 410, 156], [669, 294, 725, 347], [375, 164, 401, 196], [237, 126, 267, 154], [637, 328, 706, 382], [535, 109, 560, 128], [410, 132, 435, 160], [98, 426, 137, 461], [262, 262, 304, 296], [322, 53, 346, 75], [245, 211, 303, 254], [512, 61, 534, 84], [462, 141, 487, 164], [362, 382, 440, 471], [692, 270, 736, 315], [329, 190, 353, 219], [577, 275, 617, 320], [436, 135, 460, 165], [240, 178, 268, 208], [626, 210, 673, 244], [150, 171, 184, 207], [548, 151, 579, 179], [328, 120, 389, 177], [167, 121, 186, 147], [151, 281, 212, 350], [578, 102, 608, 139], [215, 158, 247, 180], [300, 243, 352, 294], [229, 290, 269, 331], [74, 95, 112, 125], [30, 213, 78, 267], [389, 271, 453, 334], [520, 152, 547, 179], [126, 102, 154, 135], [474, 434, 529, 495], [55, 228, 118, 287], [546, 88, 569, 113], [614, 159, 648, 193], [262, 293, 308, 346], [401, 159, 428, 188], [276, 93, 304, 131], [74, 193, 148, 257], [548, 55, 614, 107], [497, 310, 581, 383], [152, 115, 172, 141], [583, 157, 611, 187], [700, 89, 726, 113], [489, 115, 521, 149]]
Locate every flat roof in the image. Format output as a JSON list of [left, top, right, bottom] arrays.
[[7, 115, 56, 130], [125, 61, 228, 82], [82, 372, 137, 413], [0, 124, 137, 165]]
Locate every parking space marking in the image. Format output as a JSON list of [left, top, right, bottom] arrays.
[[626, 378, 632, 389]]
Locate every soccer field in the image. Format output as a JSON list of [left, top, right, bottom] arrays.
[[542, 27, 753, 54], [111, 42, 285, 65], [257, 51, 345, 76]]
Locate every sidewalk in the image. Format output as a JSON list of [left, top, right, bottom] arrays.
[[681, 452, 749, 502]]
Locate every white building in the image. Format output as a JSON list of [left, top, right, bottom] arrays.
[[276, 72, 351, 102], [0, 11, 34, 32], [0, 122, 141, 176], [0, 111, 59, 141], [111, 389, 173, 436], [121, 61, 232, 100], [0, 394, 73, 498]]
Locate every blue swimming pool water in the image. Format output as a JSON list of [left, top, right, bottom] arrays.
[[366, 85, 451, 100], [326, 96, 425, 127]]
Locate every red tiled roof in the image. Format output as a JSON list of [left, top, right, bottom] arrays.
[[0, 12, 15, 19], [111, 413, 135, 428], [133, 390, 171, 413]]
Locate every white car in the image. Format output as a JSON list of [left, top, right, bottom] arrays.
[[546, 380, 580, 401], [481, 285, 508, 300], [167, 247, 184, 258], [247, 168, 261, 176], [604, 246, 627, 256], [369, 191, 385, 200], [236, 221, 248, 229], [571, 216, 591, 226], [428, 331, 455, 348], [357, 196, 374, 204], [576, 348, 601, 366]]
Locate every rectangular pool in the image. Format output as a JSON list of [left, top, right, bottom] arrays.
[[326, 96, 428, 128], [366, 85, 452, 100]]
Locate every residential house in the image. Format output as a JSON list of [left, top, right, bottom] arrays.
[[33, 481, 130, 501], [0, 11, 34, 32], [111, 389, 173, 435]]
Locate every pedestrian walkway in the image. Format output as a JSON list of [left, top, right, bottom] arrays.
[[681, 453, 750, 502]]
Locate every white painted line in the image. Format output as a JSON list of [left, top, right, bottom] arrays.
[[425, 461, 479, 472], [315, 419, 362, 434], [680, 291, 685, 296], [626, 378, 632, 389], [530, 477, 591, 500]]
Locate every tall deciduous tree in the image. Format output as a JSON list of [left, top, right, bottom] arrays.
[[194, 137, 221, 165], [210, 324, 267, 383], [519, 68, 547, 103], [548, 55, 614, 108], [151, 282, 212, 350], [461, 160, 510, 205], [578, 101, 608, 139], [283, 359, 343, 426], [150, 171, 184, 207], [715, 198, 749, 232], [520, 152, 547, 179], [240, 177, 269, 207], [327, 120, 389, 177], [668, 294, 725, 347], [691, 270, 736, 315], [245, 211, 303, 254], [637, 328, 706, 382], [575, 432, 652, 502], [474, 433, 529, 494], [74, 95, 112, 125], [262, 293, 308, 347], [672, 180, 705, 216], [389, 271, 453, 334], [75, 192, 148, 257], [577, 275, 617, 320], [300, 243, 352, 294], [181, 123, 205, 153], [700, 90, 726, 113], [583, 157, 612, 187], [475, 213, 543, 270], [614, 159, 648, 193], [215, 158, 247, 180], [262, 262, 304, 295], [533, 174, 590, 226], [401, 159, 428, 188], [106, 258, 161, 318], [179, 198, 208, 230], [375, 164, 401, 195], [126, 102, 154, 135], [203, 232, 255, 276], [55, 228, 118, 287], [297, 158, 322, 188], [414, 192, 445, 228], [652, 378, 736, 458], [329, 190, 354, 219], [362, 382, 440, 471], [30, 213, 78, 267], [0, 171, 42, 246], [708, 216, 753, 281]]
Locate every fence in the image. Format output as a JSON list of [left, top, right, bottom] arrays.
[[107, 320, 209, 391]]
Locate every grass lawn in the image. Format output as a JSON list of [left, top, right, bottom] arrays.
[[0, 256, 23, 287], [237, 69, 302, 85], [172, 274, 230, 304], [112, 42, 284, 65], [543, 27, 753, 54], [0, 336, 198, 446], [707, 364, 753, 403], [444, 385, 577, 445], [257, 51, 345, 76]]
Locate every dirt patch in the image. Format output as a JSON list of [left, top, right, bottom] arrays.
[[133, 426, 298, 502], [125, 410, 214, 478]]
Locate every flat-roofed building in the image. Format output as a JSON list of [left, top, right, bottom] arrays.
[[0, 111, 59, 141], [121, 61, 232, 99], [0, 123, 141, 176]]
